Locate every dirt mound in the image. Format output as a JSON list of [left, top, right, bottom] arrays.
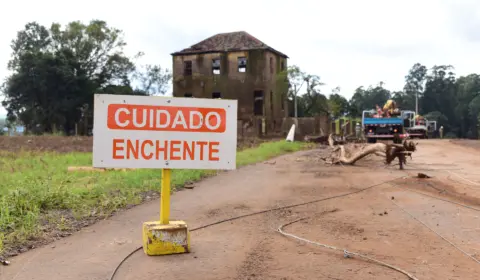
[[0, 136, 93, 153]]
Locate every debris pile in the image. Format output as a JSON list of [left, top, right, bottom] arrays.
[[316, 134, 418, 170]]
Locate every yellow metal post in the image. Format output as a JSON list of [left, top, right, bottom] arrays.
[[160, 169, 171, 224], [142, 168, 189, 255]]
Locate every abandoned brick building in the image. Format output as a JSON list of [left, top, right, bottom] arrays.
[[171, 31, 289, 121]]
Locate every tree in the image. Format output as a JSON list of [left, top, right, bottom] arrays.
[[277, 65, 307, 117], [0, 118, 6, 135], [348, 82, 391, 117], [133, 64, 172, 95], [403, 63, 428, 113], [328, 87, 349, 118], [297, 75, 327, 117], [422, 65, 457, 134], [1, 20, 171, 134], [454, 74, 480, 138]]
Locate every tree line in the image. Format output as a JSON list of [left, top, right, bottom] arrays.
[[1, 20, 479, 138], [1, 20, 172, 135], [288, 64, 480, 139]]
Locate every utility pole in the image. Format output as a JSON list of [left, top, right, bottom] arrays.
[[294, 84, 298, 118], [415, 91, 418, 115]]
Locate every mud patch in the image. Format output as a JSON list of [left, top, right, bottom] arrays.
[[205, 203, 252, 219], [311, 217, 365, 238], [450, 140, 480, 151], [393, 177, 480, 208], [2, 209, 100, 258], [206, 208, 222, 218], [0, 136, 93, 153], [234, 238, 273, 280], [314, 171, 339, 178], [233, 204, 251, 211]]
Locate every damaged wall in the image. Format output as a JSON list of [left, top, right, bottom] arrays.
[[172, 50, 289, 120]]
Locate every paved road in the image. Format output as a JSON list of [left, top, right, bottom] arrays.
[[2, 140, 480, 280]]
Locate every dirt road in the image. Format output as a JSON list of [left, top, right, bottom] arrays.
[[2, 139, 480, 280]]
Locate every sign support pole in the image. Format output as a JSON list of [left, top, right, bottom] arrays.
[[92, 94, 238, 256], [142, 167, 190, 256], [160, 169, 171, 224]]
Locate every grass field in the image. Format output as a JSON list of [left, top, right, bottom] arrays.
[[0, 140, 308, 257]]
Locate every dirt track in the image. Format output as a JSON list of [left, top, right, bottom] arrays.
[[2, 139, 480, 280], [0, 136, 275, 153]]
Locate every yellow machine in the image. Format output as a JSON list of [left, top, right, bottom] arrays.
[[381, 99, 400, 117]]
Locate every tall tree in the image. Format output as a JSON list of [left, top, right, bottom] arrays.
[[133, 64, 172, 95], [328, 87, 349, 118], [403, 63, 427, 113], [277, 65, 307, 117], [423, 65, 457, 134], [454, 74, 480, 138], [297, 74, 327, 117], [348, 82, 391, 117], [1, 20, 171, 134]]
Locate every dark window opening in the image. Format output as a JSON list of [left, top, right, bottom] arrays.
[[184, 93, 193, 98], [238, 57, 247, 72], [212, 58, 220, 75], [184, 61, 192, 76], [253, 90, 264, 116], [269, 57, 274, 74], [280, 60, 285, 71], [281, 93, 285, 110], [270, 91, 274, 114], [212, 92, 221, 99]]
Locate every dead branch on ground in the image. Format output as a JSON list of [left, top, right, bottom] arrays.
[[320, 134, 417, 169]]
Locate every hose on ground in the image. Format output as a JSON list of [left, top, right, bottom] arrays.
[[277, 217, 420, 280], [109, 176, 404, 280]]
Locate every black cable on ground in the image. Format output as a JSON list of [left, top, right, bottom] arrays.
[[109, 176, 404, 280]]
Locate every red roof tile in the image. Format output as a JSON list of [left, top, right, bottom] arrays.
[[171, 31, 288, 58]]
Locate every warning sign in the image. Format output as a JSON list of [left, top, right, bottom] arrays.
[[93, 94, 238, 170]]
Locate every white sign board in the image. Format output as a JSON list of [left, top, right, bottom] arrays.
[[93, 94, 238, 170]]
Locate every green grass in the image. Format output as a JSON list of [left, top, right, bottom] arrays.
[[0, 140, 308, 254]]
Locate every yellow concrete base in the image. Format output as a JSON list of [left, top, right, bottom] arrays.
[[142, 220, 190, 256]]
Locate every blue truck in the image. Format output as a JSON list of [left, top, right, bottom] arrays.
[[362, 109, 417, 143]]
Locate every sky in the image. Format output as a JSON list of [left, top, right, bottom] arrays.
[[1, 0, 479, 118]]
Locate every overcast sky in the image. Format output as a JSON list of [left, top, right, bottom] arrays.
[[1, 0, 479, 118]]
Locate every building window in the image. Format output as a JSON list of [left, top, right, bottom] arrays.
[[253, 90, 264, 116], [184, 61, 192, 76], [238, 57, 247, 72], [270, 91, 274, 113], [212, 59, 220, 75], [212, 92, 221, 99], [269, 57, 273, 74], [280, 60, 285, 72], [184, 93, 193, 98]]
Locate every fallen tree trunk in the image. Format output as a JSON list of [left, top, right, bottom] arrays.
[[323, 134, 417, 169], [336, 143, 387, 164]]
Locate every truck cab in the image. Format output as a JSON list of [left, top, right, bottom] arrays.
[[362, 110, 416, 143], [404, 111, 429, 139]]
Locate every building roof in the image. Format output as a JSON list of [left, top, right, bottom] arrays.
[[171, 31, 288, 58]]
